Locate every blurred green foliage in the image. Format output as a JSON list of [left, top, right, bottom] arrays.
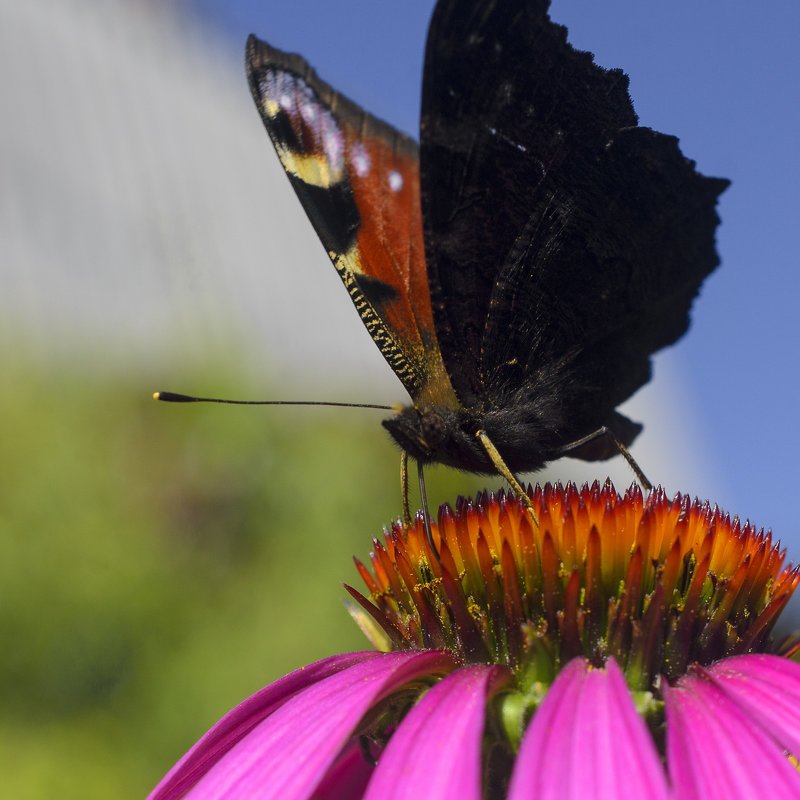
[[0, 360, 491, 798]]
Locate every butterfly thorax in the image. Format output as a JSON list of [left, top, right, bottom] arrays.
[[382, 403, 558, 474]]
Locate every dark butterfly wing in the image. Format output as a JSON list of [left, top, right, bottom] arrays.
[[420, 0, 728, 441], [246, 36, 458, 409]]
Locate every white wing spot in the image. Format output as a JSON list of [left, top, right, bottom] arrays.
[[323, 128, 344, 169], [351, 142, 371, 177], [388, 170, 403, 192], [300, 102, 317, 124]]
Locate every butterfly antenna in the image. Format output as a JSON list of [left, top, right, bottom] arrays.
[[153, 391, 393, 411]]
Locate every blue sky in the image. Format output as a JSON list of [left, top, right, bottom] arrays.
[[186, 0, 800, 551]]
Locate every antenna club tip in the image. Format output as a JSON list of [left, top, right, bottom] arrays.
[[154, 391, 195, 403]]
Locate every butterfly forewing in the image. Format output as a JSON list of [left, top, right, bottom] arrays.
[[246, 36, 455, 406]]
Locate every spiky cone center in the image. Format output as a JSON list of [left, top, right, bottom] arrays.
[[347, 481, 799, 708]]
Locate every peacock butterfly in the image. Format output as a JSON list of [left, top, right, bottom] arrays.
[[245, 0, 728, 487]]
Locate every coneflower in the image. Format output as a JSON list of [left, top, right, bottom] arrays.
[[149, 482, 800, 799]]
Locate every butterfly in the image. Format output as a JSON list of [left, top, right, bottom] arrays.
[[245, 0, 728, 500]]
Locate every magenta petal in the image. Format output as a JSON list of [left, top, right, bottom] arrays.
[[666, 667, 800, 798], [313, 740, 374, 800], [509, 657, 667, 800], [178, 650, 453, 799], [363, 664, 508, 800], [705, 654, 800, 758], [149, 651, 379, 799]]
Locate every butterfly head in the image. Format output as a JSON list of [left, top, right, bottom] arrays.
[[383, 405, 489, 473]]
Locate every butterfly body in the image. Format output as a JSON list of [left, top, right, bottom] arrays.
[[247, 0, 727, 480]]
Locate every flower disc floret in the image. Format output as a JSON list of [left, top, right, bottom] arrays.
[[347, 481, 799, 691]]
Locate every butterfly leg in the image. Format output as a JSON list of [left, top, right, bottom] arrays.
[[416, 460, 440, 560], [402, 452, 438, 559], [400, 451, 412, 525], [557, 427, 653, 491], [475, 430, 538, 527]]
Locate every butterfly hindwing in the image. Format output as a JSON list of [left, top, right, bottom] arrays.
[[420, 0, 728, 441], [246, 36, 455, 406]]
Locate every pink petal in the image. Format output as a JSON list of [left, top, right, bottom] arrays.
[[363, 665, 509, 800], [705, 654, 800, 757], [509, 657, 667, 800], [666, 666, 800, 798], [149, 651, 379, 799], [313, 740, 374, 800], [182, 650, 453, 799]]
